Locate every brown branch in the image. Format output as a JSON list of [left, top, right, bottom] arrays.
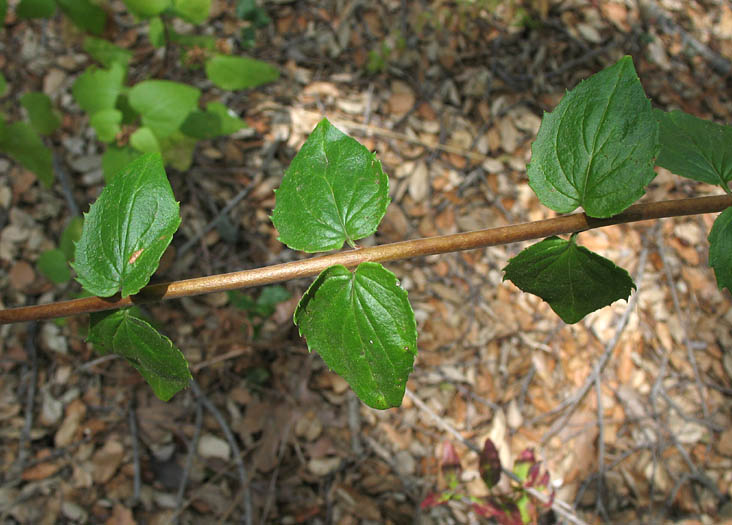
[[1, 195, 729, 325]]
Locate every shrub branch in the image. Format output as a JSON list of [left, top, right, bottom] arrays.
[[1, 194, 729, 325]]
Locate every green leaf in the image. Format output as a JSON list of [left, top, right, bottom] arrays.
[[115, 93, 139, 124], [130, 126, 160, 153], [0, 122, 53, 186], [503, 236, 635, 324], [236, 0, 270, 27], [528, 56, 658, 218], [89, 108, 122, 142], [229, 285, 291, 318], [158, 130, 196, 171], [180, 110, 221, 139], [122, 0, 171, 18], [83, 37, 133, 68], [655, 109, 732, 192], [60, 216, 84, 261], [294, 262, 417, 409], [88, 308, 191, 401], [102, 145, 142, 183], [272, 118, 389, 252], [204, 54, 279, 90], [708, 207, 732, 293], [172, 0, 210, 24], [0, 72, 7, 96], [206, 102, 246, 134], [128, 80, 200, 138], [73, 153, 181, 297], [38, 249, 71, 284], [72, 63, 126, 115], [57, 0, 106, 35], [16, 0, 55, 18], [0, 0, 7, 25], [181, 103, 247, 139], [148, 17, 165, 47], [20, 92, 61, 135]]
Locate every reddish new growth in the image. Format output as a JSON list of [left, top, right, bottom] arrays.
[[420, 438, 554, 524]]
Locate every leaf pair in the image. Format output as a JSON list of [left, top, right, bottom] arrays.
[[72, 60, 248, 176], [509, 55, 732, 322], [654, 109, 732, 293], [74, 153, 190, 399], [123, 0, 210, 23], [0, 86, 58, 186], [16, 0, 106, 34], [272, 119, 418, 409]]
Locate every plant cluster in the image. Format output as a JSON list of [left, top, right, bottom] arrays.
[[2, 50, 731, 413], [0, 0, 276, 285], [421, 440, 553, 525]]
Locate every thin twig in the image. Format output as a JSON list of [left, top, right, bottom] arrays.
[[594, 365, 608, 520], [404, 389, 588, 525], [656, 227, 711, 425], [190, 379, 253, 525], [640, 0, 731, 75], [258, 421, 292, 525], [2, 195, 729, 325], [174, 395, 202, 524], [53, 154, 80, 217], [347, 391, 363, 455], [178, 184, 253, 257], [128, 398, 141, 506], [14, 322, 38, 477]]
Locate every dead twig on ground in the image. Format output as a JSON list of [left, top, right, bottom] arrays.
[[13, 322, 38, 479], [179, 183, 255, 257], [190, 379, 253, 525], [128, 398, 141, 506], [174, 395, 203, 524], [656, 227, 713, 428]]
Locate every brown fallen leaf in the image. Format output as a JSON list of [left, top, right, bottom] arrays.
[[105, 504, 136, 525], [92, 439, 125, 484]]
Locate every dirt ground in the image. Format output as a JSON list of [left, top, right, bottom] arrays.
[[1, 0, 732, 523]]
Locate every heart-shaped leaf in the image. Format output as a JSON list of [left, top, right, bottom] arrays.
[[528, 56, 658, 218], [20, 92, 61, 135], [294, 262, 417, 409], [172, 0, 210, 24], [57, 0, 106, 35], [0, 122, 53, 186], [655, 109, 732, 192], [503, 235, 635, 323], [128, 80, 200, 139], [204, 54, 279, 90], [88, 308, 191, 401], [72, 63, 126, 115], [122, 0, 171, 18], [89, 108, 122, 143], [16, 0, 55, 18], [130, 126, 160, 153], [272, 118, 389, 252], [83, 37, 133, 68], [708, 207, 732, 293], [38, 249, 71, 284], [73, 153, 180, 297]]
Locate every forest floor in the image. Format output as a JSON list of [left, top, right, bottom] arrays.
[[1, 0, 732, 524]]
